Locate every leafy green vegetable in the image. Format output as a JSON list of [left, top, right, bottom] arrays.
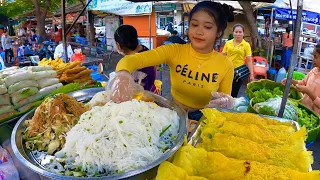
[[257, 106, 275, 116], [296, 106, 320, 130], [160, 124, 171, 136]]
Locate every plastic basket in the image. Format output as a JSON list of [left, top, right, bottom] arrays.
[[248, 97, 320, 144], [246, 79, 303, 101]]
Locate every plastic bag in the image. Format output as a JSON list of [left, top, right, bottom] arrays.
[[107, 71, 144, 103], [0, 146, 20, 180], [253, 97, 298, 120], [206, 92, 235, 109]]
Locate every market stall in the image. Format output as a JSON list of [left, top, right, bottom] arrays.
[[2, 0, 320, 179]]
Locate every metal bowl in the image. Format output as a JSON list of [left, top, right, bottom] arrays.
[[11, 88, 188, 180]]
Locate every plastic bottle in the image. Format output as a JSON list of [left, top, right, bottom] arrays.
[[276, 67, 287, 82]]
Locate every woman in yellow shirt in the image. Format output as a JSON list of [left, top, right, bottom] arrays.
[[110, 1, 235, 120], [223, 24, 254, 97]]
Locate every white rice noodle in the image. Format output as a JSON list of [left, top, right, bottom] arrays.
[[58, 100, 179, 174]]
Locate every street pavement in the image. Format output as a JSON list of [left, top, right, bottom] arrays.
[[110, 53, 320, 170]]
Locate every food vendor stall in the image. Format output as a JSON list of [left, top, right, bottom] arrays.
[[1, 0, 320, 179]]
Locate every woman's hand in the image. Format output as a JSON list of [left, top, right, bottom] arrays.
[[295, 84, 309, 94], [108, 71, 143, 103], [281, 78, 287, 85], [249, 74, 255, 82], [205, 92, 235, 109]]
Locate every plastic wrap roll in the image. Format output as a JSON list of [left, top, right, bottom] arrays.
[[25, 66, 52, 72], [0, 105, 14, 116], [33, 70, 57, 81], [38, 83, 63, 97], [11, 87, 39, 104], [37, 78, 60, 88], [0, 94, 10, 106], [4, 71, 34, 87], [0, 84, 7, 95], [8, 80, 38, 94]]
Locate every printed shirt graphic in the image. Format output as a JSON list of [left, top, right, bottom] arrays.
[[223, 39, 252, 68], [116, 43, 234, 109]]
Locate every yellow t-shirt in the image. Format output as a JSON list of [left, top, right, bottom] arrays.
[[116, 43, 234, 109], [222, 39, 252, 68]]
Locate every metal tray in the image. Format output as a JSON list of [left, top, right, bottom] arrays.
[[11, 88, 188, 180], [187, 108, 312, 171]]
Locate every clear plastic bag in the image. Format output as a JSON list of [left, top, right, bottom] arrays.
[[107, 71, 144, 103], [0, 145, 20, 180], [253, 97, 298, 120], [206, 92, 235, 109]]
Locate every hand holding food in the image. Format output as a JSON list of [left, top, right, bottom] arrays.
[[108, 71, 143, 103], [206, 92, 235, 109]]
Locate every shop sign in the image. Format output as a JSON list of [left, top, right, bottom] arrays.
[[275, 8, 320, 25], [155, 4, 176, 12], [88, 0, 152, 16]]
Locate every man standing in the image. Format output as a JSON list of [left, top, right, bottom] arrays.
[[1, 29, 13, 63]]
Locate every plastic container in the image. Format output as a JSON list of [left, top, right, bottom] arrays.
[[267, 68, 277, 81], [276, 67, 287, 82], [248, 97, 320, 144]]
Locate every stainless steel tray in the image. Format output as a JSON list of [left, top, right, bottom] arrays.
[[187, 108, 312, 171], [11, 88, 188, 180]]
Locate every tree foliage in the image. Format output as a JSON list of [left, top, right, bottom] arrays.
[[0, 0, 81, 19]]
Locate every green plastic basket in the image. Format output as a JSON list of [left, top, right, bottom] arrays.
[[246, 79, 303, 101], [286, 71, 306, 81], [248, 97, 320, 143]]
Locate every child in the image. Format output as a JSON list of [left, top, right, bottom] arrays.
[[114, 25, 156, 92], [282, 44, 320, 114], [109, 1, 235, 120]]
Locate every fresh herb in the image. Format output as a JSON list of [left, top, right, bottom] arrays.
[[123, 144, 127, 147], [160, 124, 171, 136], [119, 120, 123, 124], [208, 134, 213, 139]]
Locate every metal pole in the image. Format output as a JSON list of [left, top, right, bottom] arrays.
[[66, 0, 93, 35], [149, 15, 152, 49], [61, 0, 67, 62], [278, 0, 303, 117], [266, 8, 274, 65]]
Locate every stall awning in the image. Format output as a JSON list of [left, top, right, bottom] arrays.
[[88, 0, 152, 16]]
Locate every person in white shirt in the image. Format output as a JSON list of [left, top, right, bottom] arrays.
[[54, 42, 74, 60], [1, 29, 13, 63], [18, 26, 26, 37]]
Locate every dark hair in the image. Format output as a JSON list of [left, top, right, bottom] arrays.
[[114, 25, 138, 52], [286, 27, 291, 38], [172, 30, 178, 35], [189, 1, 234, 39], [3, 29, 7, 33], [233, 24, 245, 32], [31, 29, 36, 33]]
